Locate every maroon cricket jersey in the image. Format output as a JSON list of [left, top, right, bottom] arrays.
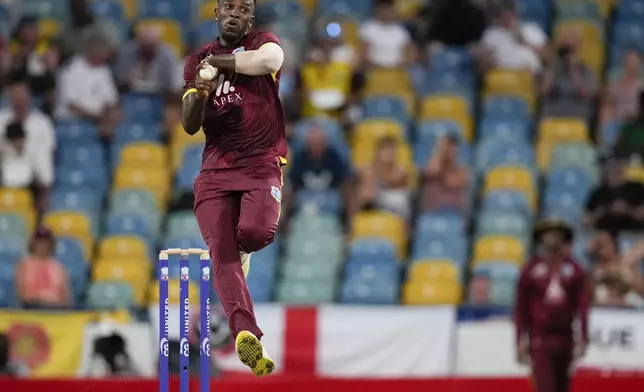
[[183, 31, 288, 170], [515, 257, 590, 346]]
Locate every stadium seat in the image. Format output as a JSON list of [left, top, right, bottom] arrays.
[[93, 258, 150, 305], [473, 236, 525, 266], [340, 279, 398, 304], [408, 259, 460, 283], [166, 212, 202, 240], [351, 211, 406, 258], [86, 281, 135, 309], [0, 236, 27, 259], [412, 237, 467, 264], [98, 235, 149, 262], [113, 167, 170, 202], [55, 237, 87, 265], [0, 262, 17, 307], [121, 92, 165, 123], [43, 211, 92, 239], [419, 96, 472, 141], [484, 69, 534, 110], [105, 213, 157, 242], [136, 19, 183, 57], [348, 238, 398, 263], [294, 189, 343, 215], [111, 189, 159, 214], [118, 142, 168, 168], [90, 0, 126, 21], [57, 144, 105, 168], [476, 212, 529, 240], [402, 281, 461, 305], [276, 280, 336, 304], [149, 280, 198, 305], [114, 123, 161, 146], [24, 0, 67, 20], [538, 118, 589, 144], [0, 213, 29, 241]]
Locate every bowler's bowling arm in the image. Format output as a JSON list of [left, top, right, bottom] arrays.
[[207, 42, 284, 76]]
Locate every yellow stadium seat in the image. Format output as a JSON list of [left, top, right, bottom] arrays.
[[536, 142, 554, 172], [137, 19, 183, 57], [538, 118, 588, 144], [351, 211, 406, 258], [484, 166, 535, 195], [296, 0, 318, 15], [113, 167, 170, 202], [93, 258, 151, 305], [119, 142, 168, 168], [408, 260, 459, 283], [473, 236, 525, 265], [38, 19, 60, 40], [119, 0, 137, 19], [149, 280, 199, 305], [484, 69, 534, 110], [43, 212, 92, 239], [99, 235, 149, 262], [395, 0, 423, 19], [625, 166, 644, 183], [352, 119, 405, 145], [364, 68, 413, 95], [171, 124, 205, 169], [419, 96, 473, 141], [554, 20, 602, 47], [402, 282, 462, 305], [0, 188, 33, 210], [200, 1, 217, 20]]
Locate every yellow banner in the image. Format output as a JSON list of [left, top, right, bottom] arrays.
[[0, 311, 96, 377]]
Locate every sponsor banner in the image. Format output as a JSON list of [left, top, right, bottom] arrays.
[[316, 306, 455, 377], [1, 376, 643, 392], [77, 322, 155, 377], [455, 308, 644, 375], [0, 311, 95, 377]]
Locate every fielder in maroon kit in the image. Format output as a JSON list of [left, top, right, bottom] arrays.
[[181, 0, 285, 377], [515, 219, 591, 392]]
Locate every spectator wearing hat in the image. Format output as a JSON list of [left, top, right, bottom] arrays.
[[515, 218, 590, 392], [15, 226, 71, 309]]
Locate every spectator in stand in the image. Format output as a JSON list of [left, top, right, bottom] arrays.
[[357, 137, 412, 220], [0, 79, 56, 158], [613, 90, 644, 159], [540, 30, 596, 120], [421, 135, 469, 213], [15, 226, 71, 309], [587, 230, 644, 308], [600, 50, 644, 128], [55, 33, 120, 138], [116, 26, 177, 95], [295, 29, 362, 122], [481, 1, 547, 73], [288, 128, 350, 194], [0, 122, 53, 209], [61, 0, 120, 58], [584, 160, 644, 232], [623, 241, 644, 299], [359, 0, 417, 68], [1, 16, 58, 111]]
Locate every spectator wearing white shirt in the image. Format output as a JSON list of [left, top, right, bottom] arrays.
[[55, 33, 120, 138], [482, 3, 547, 73], [359, 0, 417, 68], [0, 80, 56, 169], [1, 122, 53, 210]]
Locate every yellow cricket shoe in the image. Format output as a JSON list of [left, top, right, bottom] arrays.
[[235, 330, 275, 377], [240, 252, 251, 279]]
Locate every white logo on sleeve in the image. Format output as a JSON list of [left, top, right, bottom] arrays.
[[271, 186, 282, 203]]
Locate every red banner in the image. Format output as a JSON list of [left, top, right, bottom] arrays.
[[1, 376, 644, 392]]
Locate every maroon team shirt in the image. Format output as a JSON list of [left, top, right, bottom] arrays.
[[183, 31, 288, 170], [515, 256, 590, 347]]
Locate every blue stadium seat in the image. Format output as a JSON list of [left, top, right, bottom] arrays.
[[318, 0, 373, 20], [57, 143, 105, 168], [0, 213, 29, 241], [616, 0, 644, 24], [55, 237, 87, 265], [479, 118, 530, 141], [344, 258, 398, 282], [429, 47, 471, 73], [423, 71, 475, 99], [194, 21, 219, 45], [90, 0, 126, 21], [50, 188, 101, 217], [114, 123, 161, 146], [476, 139, 535, 173], [412, 236, 468, 264], [175, 163, 200, 192], [348, 238, 397, 264], [484, 96, 530, 119], [294, 189, 342, 215], [121, 93, 164, 123], [140, 0, 193, 24], [600, 120, 622, 147], [0, 262, 17, 307], [55, 166, 109, 193], [265, 0, 305, 17], [23, 0, 68, 20], [547, 167, 594, 192], [415, 211, 465, 238], [56, 121, 101, 144], [105, 213, 156, 242], [482, 190, 532, 217], [613, 23, 644, 52], [473, 262, 519, 281], [292, 117, 349, 159], [0, 236, 26, 259], [247, 275, 274, 302], [340, 278, 398, 304], [362, 96, 409, 124]]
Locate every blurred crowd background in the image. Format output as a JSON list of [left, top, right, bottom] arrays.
[[0, 0, 643, 354]]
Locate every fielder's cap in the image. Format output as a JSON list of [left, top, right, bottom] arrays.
[[533, 218, 574, 244]]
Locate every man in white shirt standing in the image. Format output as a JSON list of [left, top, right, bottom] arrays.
[[359, 0, 417, 68], [55, 33, 120, 138], [482, 2, 548, 73]]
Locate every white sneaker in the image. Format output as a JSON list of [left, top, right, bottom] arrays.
[[240, 252, 251, 279]]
